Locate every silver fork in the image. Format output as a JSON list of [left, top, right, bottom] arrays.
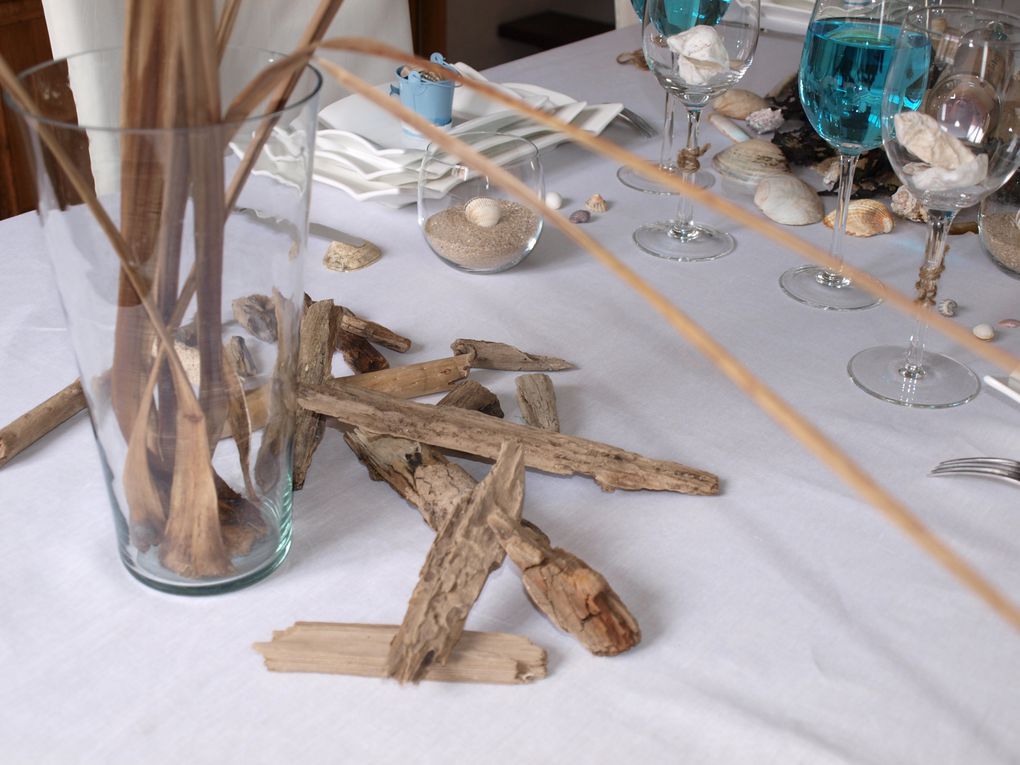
[[930, 457, 1020, 485], [616, 107, 658, 138]]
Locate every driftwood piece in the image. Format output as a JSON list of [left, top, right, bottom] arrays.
[[437, 379, 504, 417], [487, 510, 640, 656], [300, 383, 719, 495], [232, 293, 278, 343], [450, 339, 575, 371], [226, 335, 256, 378], [254, 622, 546, 684], [343, 388, 640, 656], [0, 381, 86, 468], [387, 441, 525, 684], [515, 373, 559, 432], [336, 306, 388, 373], [338, 311, 411, 352], [330, 354, 472, 399], [292, 299, 340, 490]]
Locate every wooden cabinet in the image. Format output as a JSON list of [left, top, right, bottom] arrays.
[[0, 0, 52, 219]]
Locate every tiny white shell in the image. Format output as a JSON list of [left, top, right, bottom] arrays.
[[545, 191, 563, 210], [937, 298, 958, 317], [973, 323, 995, 341], [465, 197, 501, 228], [586, 193, 608, 213]]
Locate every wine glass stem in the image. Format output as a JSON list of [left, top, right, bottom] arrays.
[[658, 91, 677, 171], [903, 209, 957, 376], [670, 106, 702, 237], [819, 152, 859, 288]]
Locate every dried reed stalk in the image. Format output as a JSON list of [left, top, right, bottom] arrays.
[[308, 52, 1020, 632], [214, 0, 242, 61]]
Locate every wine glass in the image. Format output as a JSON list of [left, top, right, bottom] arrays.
[[779, 0, 910, 310], [635, 0, 760, 261], [617, 0, 716, 194], [849, 4, 1020, 408]]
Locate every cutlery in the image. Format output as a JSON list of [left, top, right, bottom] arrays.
[[930, 457, 1020, 485], [616, 107, 657, 137]]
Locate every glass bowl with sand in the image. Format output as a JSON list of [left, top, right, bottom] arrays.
[[979, 171, 1020, 279], [418, 132, 544, 273]]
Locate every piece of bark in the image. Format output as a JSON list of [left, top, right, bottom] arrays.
[[254, 623, 546, 685], [336, 306, 388, 373], [387, 441, 526, 684], [217, 383, 269, 440], [329, 354, 472, 399], [299, 383, 719, 495], [0, 381, 87, 468], [438, 379, 504, 418], [338, 311, 411, 352], [450, 339, 575, 371], [487, 510, 640, 656], [515, 374, 559, 432], [232, 293, 278, 343], [292, 299, 341, 490], [226, 335, 256, 378]]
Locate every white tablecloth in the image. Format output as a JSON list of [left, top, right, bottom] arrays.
[[3, 28, 1020, 765]]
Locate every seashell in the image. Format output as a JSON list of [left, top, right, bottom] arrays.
[[823, 199, 894, 237], [712, 138, 790, 192], [707, 112, 750, 143], [937, 298, 958, 317], [894, 111, 988, 191], [746, 107, 784, 135], [753, 175, 823, 226], [586, 194, 608, 213], [545, 191, 563, 210], [973, 323, 995, 341], [323, 239, 382, 271], [569, 209, 591, 224], [465, 197, 501, 228], [667, 26, 729, 86], [711, 88, 769, 119], [891, 185, 928, 223], [813, 157, 840, 190], [998, 318, 1020, 328]]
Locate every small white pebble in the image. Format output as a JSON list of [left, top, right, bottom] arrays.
[[973, 323, 995, 341], [545, 191, 563, 210]]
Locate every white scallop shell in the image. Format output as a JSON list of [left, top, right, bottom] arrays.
[[823, 199, 895, 237], [712, 139, 790, 192], [753, 175, 823, 225], [711, 89, 769, 119], [465, 197, 501, 228]]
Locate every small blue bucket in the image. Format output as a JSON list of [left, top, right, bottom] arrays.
[[391, 53, 458, 128]]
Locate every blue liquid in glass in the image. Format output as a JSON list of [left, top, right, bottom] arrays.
[[800, 18, 928, 154], [641, 0, 731, 35]]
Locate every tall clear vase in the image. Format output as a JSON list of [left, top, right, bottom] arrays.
[[9, 48, 322, 593]]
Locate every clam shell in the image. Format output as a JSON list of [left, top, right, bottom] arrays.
[[323, 239, 382, 271], [824, 199, 894, 237], [707, 112, 750, 143], [712, 139, 790, 192], [465, 197, 501, 228], [586, 193, 608, 213], [712, 89, 769, 119], [753, 175, 823, 226]]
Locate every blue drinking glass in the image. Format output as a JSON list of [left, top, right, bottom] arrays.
[[779, 0, 913, 310]]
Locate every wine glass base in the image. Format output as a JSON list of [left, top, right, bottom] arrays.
[[617, 162, 715, 195], [847, 345, 980, 408], [634, 220, 734, 262], [779, 265, 881, 311]]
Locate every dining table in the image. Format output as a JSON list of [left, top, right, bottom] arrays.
[[2, 24, 1020, 765]]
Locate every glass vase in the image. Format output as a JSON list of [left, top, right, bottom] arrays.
[[8, 48, 322, 594]]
